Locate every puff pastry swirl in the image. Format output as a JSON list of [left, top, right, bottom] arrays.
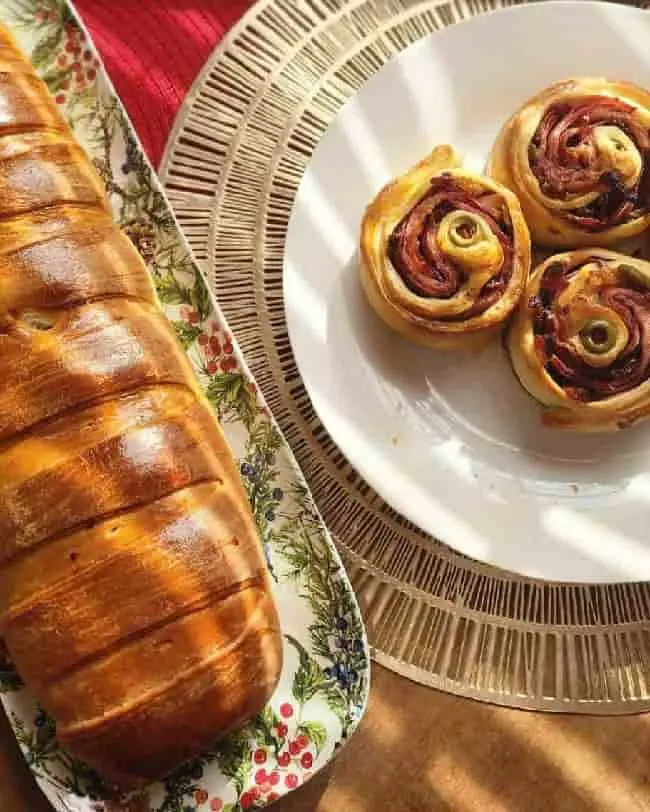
[[508, 248, 650, 430], [360, 145, 531, 349], [488, 77, 650, 247]]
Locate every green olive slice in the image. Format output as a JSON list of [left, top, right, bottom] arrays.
[[579, 319, 618, 354]]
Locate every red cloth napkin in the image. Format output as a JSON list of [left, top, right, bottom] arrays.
[[74, 0, 253, 169]]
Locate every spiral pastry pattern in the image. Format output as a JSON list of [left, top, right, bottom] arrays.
[[359, 145, 531, 349], [488, 78, 650, 247], [508, 248, 650, 430]]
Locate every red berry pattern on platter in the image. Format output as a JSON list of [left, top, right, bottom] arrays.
[[239, 792, 254, 810], [50, 22, 100, 107], [179, 305, 240, 376], [253, 749, 267, 765], [233, 706, 327, 807], [280, 703, 294, 719], [197, 700, 326, 810]]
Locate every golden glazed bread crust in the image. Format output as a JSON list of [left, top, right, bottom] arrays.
[[359, 145, 531, 350], [0, 24, 282, 787], [488, 77, 650, 247]]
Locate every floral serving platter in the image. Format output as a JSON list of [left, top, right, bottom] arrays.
[[0, 2, 370, 810]]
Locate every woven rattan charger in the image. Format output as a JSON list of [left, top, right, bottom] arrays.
[[161, 0, 650, 713]]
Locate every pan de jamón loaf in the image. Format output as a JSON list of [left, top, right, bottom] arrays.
[[0, 24, 282, 787]]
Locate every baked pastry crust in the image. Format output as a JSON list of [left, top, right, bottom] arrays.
[[359, 145, 531, 349], [488, 77, 650, 247], [508, 248, 650, 430], [0, 24, 282, 787]]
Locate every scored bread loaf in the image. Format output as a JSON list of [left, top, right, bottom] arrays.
[[0, 24, 282, 787]]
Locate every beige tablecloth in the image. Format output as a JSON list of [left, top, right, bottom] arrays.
[[3, 664, 650, 812]]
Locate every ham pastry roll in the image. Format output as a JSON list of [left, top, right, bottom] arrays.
[[359, 145, 531, 349], [489, 78, 650, 247], [508, 248, 650, 430]]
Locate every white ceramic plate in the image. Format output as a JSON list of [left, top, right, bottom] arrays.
[[284, 0, 650, 584]]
